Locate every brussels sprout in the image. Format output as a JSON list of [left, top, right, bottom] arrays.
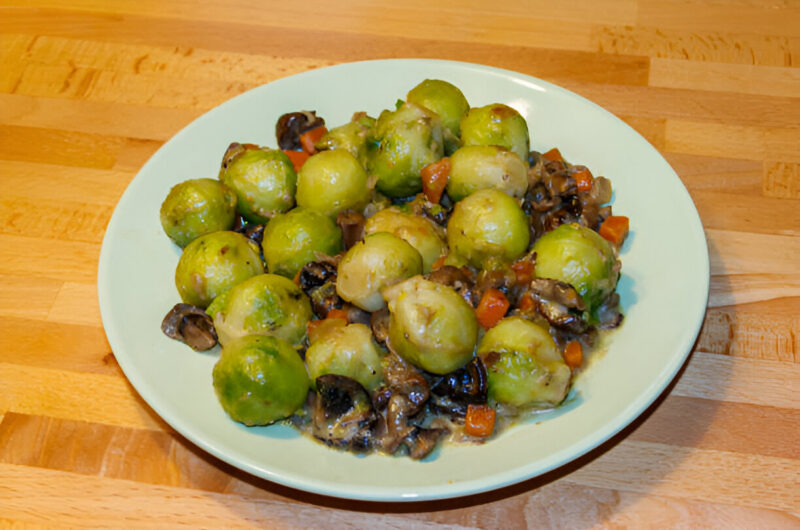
[[446, 145, 528, 202], [336, 232, 422, 312], [261, 208, 343, 279], [460, 104, 530, 165], [533, 223, 619, 319], [296, 149, 371, 217], [219, 147, 297, 224], [212, 335, 309, 426], [174, 231, 263, 308], [363, 207, 446, 273], [383, 276, 478, 375], [315, 114, 375, 165], [477, 316, 571, 407], [367, 102, 444, 197], [305, 323, 385, 391], [160, 178, 237, 248], [206, 273, 312, 347], [446, 188, 530, 268], [406, 79, 469, 155]]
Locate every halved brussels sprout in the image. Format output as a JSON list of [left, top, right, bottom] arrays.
[[315, 113, 375, 165], [447, 145, 528, 202], [460, 104, 530, 165], [305, 323, 385, 391], [219, 146, 296, 223], [261, 207, 343, 279], [206, 273, 312, 347], [212, 334, 309, 426], [383, 276, 478, 375], [296, 149, 371, 217], [477, 316, 570, 407], [363, 207, 446, 273], [160, 178, 237, 248], [367, 102, 444, 197], [406, 79, 469, 155], [336, 232, 422, 312], [533, 223, 619, 319], [174, 231, 263, 308], [446, 188, 530, 268]]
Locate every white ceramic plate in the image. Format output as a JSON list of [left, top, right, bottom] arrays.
[[98, 59, 709, 502]]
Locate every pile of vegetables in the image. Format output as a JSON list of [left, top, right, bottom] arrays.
[[159, 79, 629, 459]]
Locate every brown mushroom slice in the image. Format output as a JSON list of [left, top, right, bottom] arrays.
[[336, 211, 366, 250], [528, 278, 588, 334], [370, 307, 390, 344], [427, 265, 476, 307], [161, 303, 218, 351], [594, 291, 624, 330], [381, 352, 430, 413], [374, 352, 433, 454], [429, 357, 489, 417], [312, 374, 377, 452], [297, 261, 342, 318], [404, 426, 449, 460], [275, 111, 325, 151], [379, 393, 419, 454], [298, 261, 338, 293]]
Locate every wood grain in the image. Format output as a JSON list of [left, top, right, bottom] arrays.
[[1, 0, 799, 527]]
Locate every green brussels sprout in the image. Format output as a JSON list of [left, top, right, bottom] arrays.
[[296, 149, 371, 217], [533, 223, 619, 319], [260, 207, 343, 279], [406, 79, 469, 155], [446, 188, 530, 268], [212, 334, 309, 426], [305, 323, 385, 391], [218, 147, 297, 224], [383, 276, 478, 375], [336, 232, 422, 312], [160, 178, 237, 248], [367, 102, 444, 197], [460, 104, 530, 165], [447, 145, 528, 202], [363, 207, 446, 273], [174, 231, 263, 308], [315, 113, 375, 165], [206, 273, 312, 347], [477, 316, 571, 407]]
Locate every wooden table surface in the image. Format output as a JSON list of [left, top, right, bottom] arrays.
[[1, 1, 799, 527]]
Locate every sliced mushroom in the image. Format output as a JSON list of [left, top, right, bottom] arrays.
[[594, 291, 624, 330], [525, 181, 558, 213], [527, 278, 588, 334], [374, 352, 432, 454], [298, 261, 338, 293], [308, 281, 342, 319], [428, 265, 476, 306], [407, 193, 451, 227], [403, 426, 449, 460], [311, 374, 377, 452], [379, 393, 419, 454], [370, 307, 390, 344], [241, 223, 265, 247], [221, 142, 257, 171], [342, 303, 371, 325], [297, 261, 349, 319], [275, 111, 325, 151], [429, 357, 489, 417], [381, 352, 430, 414], [336, 211, 366, 250], [473, 266, 516, 304], [161, 303, 218, 351]]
